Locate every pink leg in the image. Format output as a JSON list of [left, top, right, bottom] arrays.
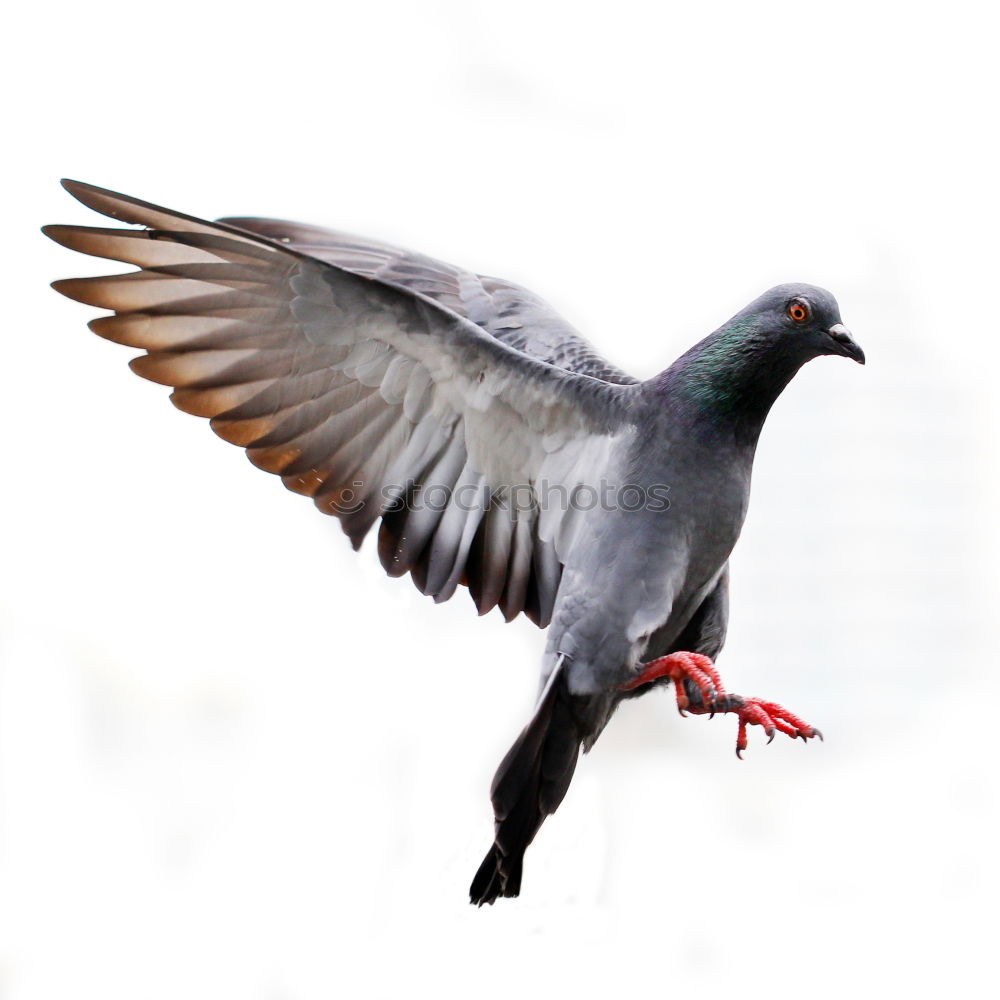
[[619, 651, 719, 714]]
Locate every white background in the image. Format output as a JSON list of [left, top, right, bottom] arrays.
[[3, 1, 998, 997]]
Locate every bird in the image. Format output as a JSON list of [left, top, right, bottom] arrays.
[[45, 180, 865, 906]]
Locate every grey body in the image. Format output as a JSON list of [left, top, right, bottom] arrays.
[[45, 182, 864, 906], [549, 398, 748, 688]]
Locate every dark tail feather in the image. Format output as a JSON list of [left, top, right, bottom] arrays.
[[469, 660, 582, 905]]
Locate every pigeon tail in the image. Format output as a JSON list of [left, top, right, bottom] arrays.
[[470, 658, 582, 905]]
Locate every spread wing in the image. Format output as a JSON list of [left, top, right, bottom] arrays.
[[45, 181, 639, 626]]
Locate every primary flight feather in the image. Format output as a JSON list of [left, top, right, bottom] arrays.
[[45, 181, 864, 905]]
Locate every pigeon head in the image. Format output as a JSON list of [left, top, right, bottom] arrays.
[[666, 282, 864, 434], [737, 283, 865, 366]]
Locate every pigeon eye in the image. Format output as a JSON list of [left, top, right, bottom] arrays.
[[787, 299, 810, 324]]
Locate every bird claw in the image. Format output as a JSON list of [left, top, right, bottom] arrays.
[[622, 651, 822, 758], [731, 697, 822, 757]]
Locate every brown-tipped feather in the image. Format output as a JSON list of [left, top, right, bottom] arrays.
[[131, 345, 348, 390], [228, 381, 365, 449], [208, 369, 343, 422], [43, 225, 219, 269], [129, 348, 261, 388], [169, 380, 274, 418], [89, 314, 305, 352], [52, 273, 242, 312]]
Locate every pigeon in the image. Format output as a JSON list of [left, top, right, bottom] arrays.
[[44, 181, 865, 906]]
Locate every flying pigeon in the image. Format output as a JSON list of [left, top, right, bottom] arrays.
[[44, 181, 865, 906]]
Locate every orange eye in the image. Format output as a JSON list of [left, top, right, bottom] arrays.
[[788, 300, 810, 323]]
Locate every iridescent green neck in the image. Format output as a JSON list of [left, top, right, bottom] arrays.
[[666, 318, 804, 436]]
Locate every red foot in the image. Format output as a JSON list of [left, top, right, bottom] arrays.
[[620, 651, 822, 758]]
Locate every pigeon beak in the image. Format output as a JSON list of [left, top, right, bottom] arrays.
[[826, 323, 865, 365]]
